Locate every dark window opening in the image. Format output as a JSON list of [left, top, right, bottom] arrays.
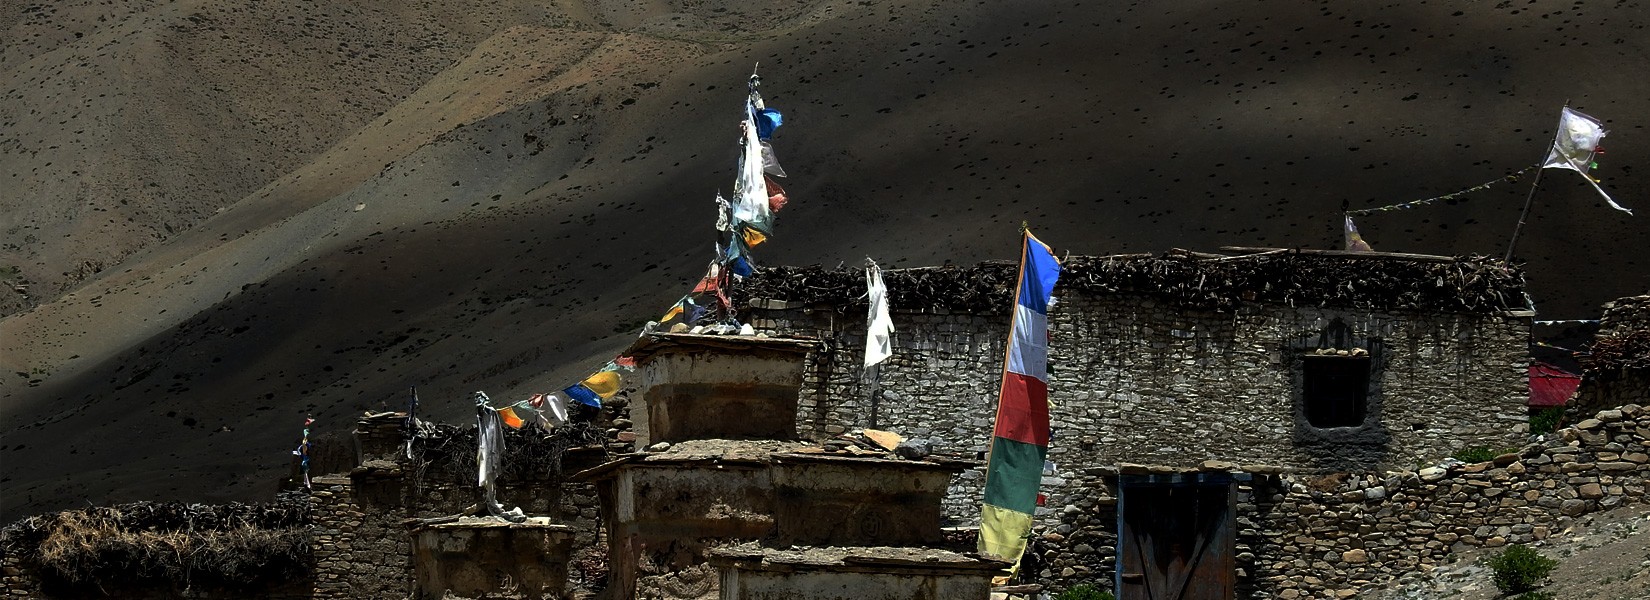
[[1303, 355, 1370, 428]]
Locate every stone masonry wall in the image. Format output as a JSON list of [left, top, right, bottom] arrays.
[[2, 417, 606, 599], [1036, 405, 1650, 598], [746, 292, 1531, 528], [1570, 293, 1650, 418], [306, 417, 607, 599]]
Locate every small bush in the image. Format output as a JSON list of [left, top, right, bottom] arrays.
[[1054, 584, 1114, 600], [1452, 446, 1500, 463], [1487, 544, 1558, 594], [1512, 592, 1556, 600], [1529, 407, 1564, 436]]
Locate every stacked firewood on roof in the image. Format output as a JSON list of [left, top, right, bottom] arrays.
[[736, 250, 1526, 316]]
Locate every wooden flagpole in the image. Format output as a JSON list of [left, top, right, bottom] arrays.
[[1505, 99, 1568, 263]]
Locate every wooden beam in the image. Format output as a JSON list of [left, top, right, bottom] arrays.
[[1217, 246, 1460, 263]]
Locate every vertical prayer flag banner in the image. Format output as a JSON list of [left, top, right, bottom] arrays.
[[1543, 107, 1632, 214], [979, 230, 1062, 563], [1344, 215, 1374, 252]]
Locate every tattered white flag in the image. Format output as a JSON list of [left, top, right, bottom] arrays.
[[864, 260, 894, 368], [732, 103, 773, 228], [760, 140, 787, 178], [1543, 107, 1632, 215]]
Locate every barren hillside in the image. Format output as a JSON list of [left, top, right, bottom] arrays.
[[3, 0, 1649, 519]]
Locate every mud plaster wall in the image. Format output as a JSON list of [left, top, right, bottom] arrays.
[[746, 292, 1530, 525]]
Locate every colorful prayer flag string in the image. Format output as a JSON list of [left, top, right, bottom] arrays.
[[1345, 166, 1537, 216]]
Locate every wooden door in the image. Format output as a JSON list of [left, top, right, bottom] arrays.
[[1116, 475, 1235, 600]]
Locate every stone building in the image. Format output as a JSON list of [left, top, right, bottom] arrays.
[[730, 248, 1535, 595]]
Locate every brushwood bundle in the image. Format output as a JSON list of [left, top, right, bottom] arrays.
[[0, 496, 311, 593], [736, 251, 1527, 315], [1582, 329, 1650, 375]]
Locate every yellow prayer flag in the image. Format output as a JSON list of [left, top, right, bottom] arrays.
[[742, 227, 767, 248], [582, 370, 621, 398]]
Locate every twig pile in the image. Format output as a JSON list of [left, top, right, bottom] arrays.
[[736, 253, 1526, 315], [1582, 329, 1650, 375], [0, 496, 311, 593], [407, 420, 607, 486]]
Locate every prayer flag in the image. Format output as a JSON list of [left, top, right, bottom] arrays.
[[765, 176, 788, 212], [582, 370, 622, 399], [1543, 107, 1632, 214], [756, 108, 783, 139], [564, 383, 602, 408], [1345, 215, 1374, 252], [733, 103, 773, 229], [979, 230, 1061, 564], [864, 260, 894, 368], [498, 406, 525, 429], [543, 392, 570, 424], [760, 140, 787, 177]]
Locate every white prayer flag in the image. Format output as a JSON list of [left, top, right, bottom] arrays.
[[732, 102, 773, 227], [1543, 107, 1632, 214], [864, 261, 894, 368]]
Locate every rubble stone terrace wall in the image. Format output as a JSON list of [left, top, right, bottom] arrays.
[[746, 290, 1530, 525], [1042, 405, 1650, 598]]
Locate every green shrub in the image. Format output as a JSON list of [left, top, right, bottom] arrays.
[[1529, 407, 1564, 436], [1487, 544, 1558, 594], [1512, 592, 1555, 600], [1054, 584, 1114, 600], [1452, 446, 1499, 463]]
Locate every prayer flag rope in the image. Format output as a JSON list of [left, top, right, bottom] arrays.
[[1345, 166, 1537, 216], [467, 70, 796, 424]]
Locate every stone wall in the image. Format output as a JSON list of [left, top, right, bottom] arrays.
[[1034, 405, 1650, 597], [1598, 293, 1650, 333], [1570, 293, 1650, 418], [746, 291, 1530, 527], [307, 416, 608, 599], [1, 415, 609, 599]]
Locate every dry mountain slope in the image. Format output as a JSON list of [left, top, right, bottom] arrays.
[[0, 0, 624, 315], [4, 0, 1650, 520]]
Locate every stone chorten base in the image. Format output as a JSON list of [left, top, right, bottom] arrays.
[[410, 516, 575, 600], [709, 545, 1006, 600]]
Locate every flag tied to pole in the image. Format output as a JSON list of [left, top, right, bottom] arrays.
[[864, 260, 894, 369], [979, 230, 1061, 563], [1543, 107, 1632, 215]]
